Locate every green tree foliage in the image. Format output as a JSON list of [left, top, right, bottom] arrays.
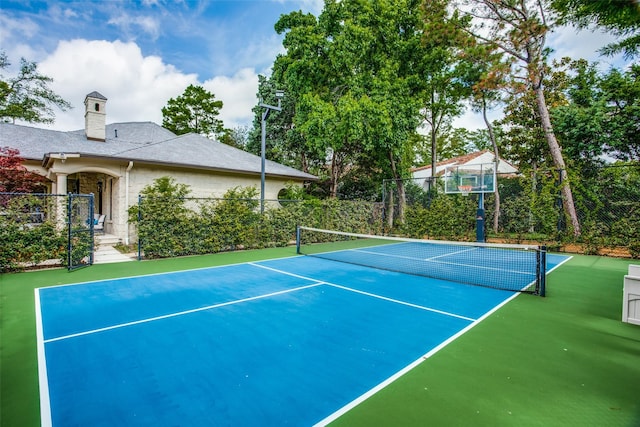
[[0, 194, 68, 272], [552, 0, 640, 59], [552, 61, 640, 163], [219, 126, 250, 150], [454, 0, 581, 234], [247, 75, 320, 175], [274, 0, 445, 225], [0, 51, 71, 124], [419, 0, 472, 175], [161, 84, 224, 139]]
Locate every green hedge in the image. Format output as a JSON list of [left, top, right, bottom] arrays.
[[0, 195, 67, 271], [130, 178, 383, 259], [131, 170, 639, 260]]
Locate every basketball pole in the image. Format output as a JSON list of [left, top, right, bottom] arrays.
[[476, 191, 485, 243]]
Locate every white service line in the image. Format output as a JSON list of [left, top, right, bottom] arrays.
[[424, 246, 478, 261], [251, 262, 476, 322], [325, 283, 476, 322], [43, 282, 324, 343]]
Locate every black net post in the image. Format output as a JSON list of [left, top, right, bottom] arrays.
[[537, 245, 547, 297], [137, 194, 142, 261]]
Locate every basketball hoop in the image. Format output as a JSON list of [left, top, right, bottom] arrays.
[[458, 185, 473, 196]]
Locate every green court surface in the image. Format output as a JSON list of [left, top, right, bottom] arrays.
[[1, 250, 639, 427]]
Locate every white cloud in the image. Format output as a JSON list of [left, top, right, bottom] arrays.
[[107, 13, 161, 40], [27, 39, 259, 133], [36, 39, 198, 131], [206, 68, 259, 129], [0, 14, 42, 64], [276, 0, 324, 15], [0, 13, 38, 40], [549, 25, 625, 69]]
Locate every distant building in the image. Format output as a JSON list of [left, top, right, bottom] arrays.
[[0, 91, 316, 243], [411, 150, 518, 190]]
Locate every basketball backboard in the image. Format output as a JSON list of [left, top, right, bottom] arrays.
[[444, 162, 497, 194]]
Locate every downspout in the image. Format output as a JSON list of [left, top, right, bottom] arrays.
[[125, 161, 134, 245]]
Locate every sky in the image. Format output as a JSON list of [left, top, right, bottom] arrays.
[[0, 0, 629, 134]]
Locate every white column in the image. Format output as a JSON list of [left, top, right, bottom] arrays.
[[55, 173, 68, 227], [56, 173, 68, 195]]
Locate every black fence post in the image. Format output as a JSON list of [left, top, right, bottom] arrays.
[[137, 194, 142, 261]]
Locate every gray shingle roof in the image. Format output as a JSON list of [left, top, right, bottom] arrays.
[[85, 91, 107, 100], [0, 122, 316, 180]]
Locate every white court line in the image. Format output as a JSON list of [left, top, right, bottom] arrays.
[[326, 283, 476, 322], [313, 255, 573, 426], [34, 288, 53, 427], [43, 282, 324, 343], [313, 288, 521, 427], [424, 246, 478, 261], [250, 262, 476, 322], [35, 254, 304, 291]]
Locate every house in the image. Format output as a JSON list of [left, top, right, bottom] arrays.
[[0, 91, 316, 244], [411, 150, 518, 191], [411, 150, 518, 178]]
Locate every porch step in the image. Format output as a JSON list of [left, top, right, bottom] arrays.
[[96, 233, 121, 246], [94, 245, 134, 264], [94, 233, 134, 264]]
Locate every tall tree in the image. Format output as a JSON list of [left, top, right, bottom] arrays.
[[275, 0, 427, 225], [553, 60, 640, 162], [162, 84, 224, 139], [273, 6, 365, 196], [459, 42, 509, 232], [453, 0, 582, 235], [552, 0, 640, 59], [0, 51, 71, 124], [219, 126, 250, 150], [247, 75, 320, 174], [420, 0, 471, 178]]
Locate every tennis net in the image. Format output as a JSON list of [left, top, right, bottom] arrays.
[[296, 226, 547, 296]]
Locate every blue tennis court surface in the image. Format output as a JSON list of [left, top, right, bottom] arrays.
[[36, 253, 569, 426]]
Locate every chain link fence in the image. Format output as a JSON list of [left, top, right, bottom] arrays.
[[387, 164, 640, 258], [0, 192, 95, 272], [7, 164, 634, 270], [132, 195, 384, 260]]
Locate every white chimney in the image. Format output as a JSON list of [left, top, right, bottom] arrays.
[[84, 91, 107, 142]]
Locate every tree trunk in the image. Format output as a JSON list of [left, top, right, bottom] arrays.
[[482, 96, 501, 233], [389, 151, 406, 225], [430, 92, 437, 179], [329, 150, 339, 198], [533, 85, 581, 236], [386, 185, 395, 229]]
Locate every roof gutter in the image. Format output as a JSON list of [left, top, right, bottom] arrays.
[[42, 152, 80, 168]]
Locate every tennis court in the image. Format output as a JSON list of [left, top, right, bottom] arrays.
[[36, 238, 569, 427]]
